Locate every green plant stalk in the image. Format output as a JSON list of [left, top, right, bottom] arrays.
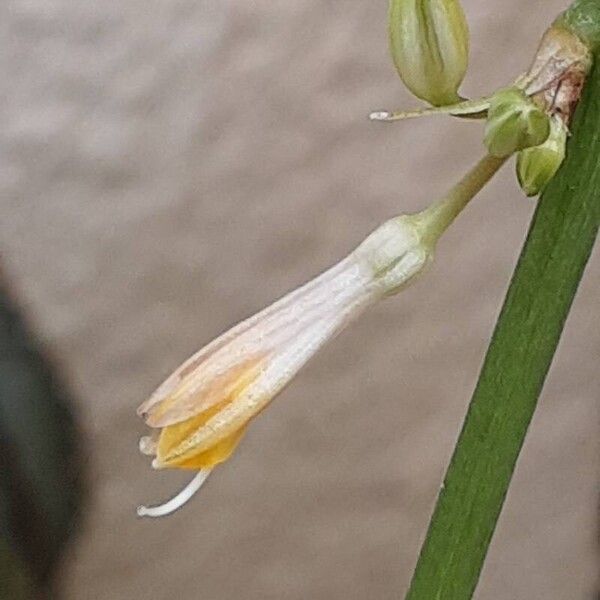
[[406, 19, 600, 600]]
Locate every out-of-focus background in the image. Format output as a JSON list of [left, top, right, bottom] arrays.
[[1, 0, 598, 598]]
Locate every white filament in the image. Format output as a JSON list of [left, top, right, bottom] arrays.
[[137, 469, 212, 518]]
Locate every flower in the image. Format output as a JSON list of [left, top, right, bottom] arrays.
[[137, 216, 433, 517]]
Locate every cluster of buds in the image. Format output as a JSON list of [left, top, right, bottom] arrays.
[[372, 0, 595, 196]]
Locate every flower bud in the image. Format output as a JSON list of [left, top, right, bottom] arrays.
[[389, 0, 469, 106], [516, 117, 568, 197], [484, 88, 551, 157]]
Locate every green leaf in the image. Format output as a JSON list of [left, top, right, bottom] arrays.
[[405, 35, 600, 600]]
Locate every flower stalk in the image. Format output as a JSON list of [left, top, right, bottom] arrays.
[[412, 154, 507, 246]]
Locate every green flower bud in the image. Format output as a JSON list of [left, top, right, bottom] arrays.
[[516, 117, 568, 197], [389, 0, 469, 106], [484, 88, 551, 157]]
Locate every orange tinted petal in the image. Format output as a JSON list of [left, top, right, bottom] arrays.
[[144, 354, 266, 428], [161, 426, 248, 470], [156, 378, 252, 469], [157, 399, 226, 458]]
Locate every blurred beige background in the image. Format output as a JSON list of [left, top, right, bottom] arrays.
[[1, 0, 598, 598]]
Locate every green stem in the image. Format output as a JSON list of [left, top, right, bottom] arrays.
[[414, 154, 507, 247], [559, 0, 600, 50], [406, 28, 600, 600]]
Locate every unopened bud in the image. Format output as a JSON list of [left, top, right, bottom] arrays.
[[484, 88, 550, 157], [516, 117, 568, 197], [389, 0, 469, 106]]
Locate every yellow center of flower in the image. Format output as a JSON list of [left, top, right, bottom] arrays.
[[155, 356, 265, 469], [157, 402, 249, 469], [145, 354, 266, 427]]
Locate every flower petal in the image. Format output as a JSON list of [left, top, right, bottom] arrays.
[[142, 354, 267, 428], [156, 397, 248, 468]]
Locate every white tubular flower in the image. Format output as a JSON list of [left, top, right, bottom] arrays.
[[136, 154, 506, 518], [137, 217, 431, 517]]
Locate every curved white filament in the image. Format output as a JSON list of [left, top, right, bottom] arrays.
[[137, 469, 212, 518]]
